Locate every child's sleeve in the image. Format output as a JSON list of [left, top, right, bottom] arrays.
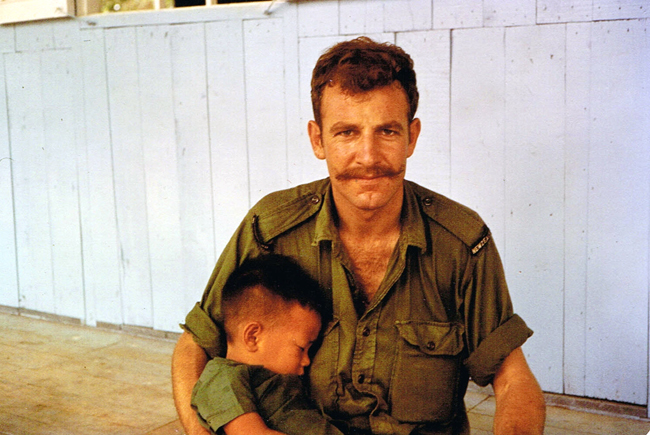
[[191, 358, 259, 434]]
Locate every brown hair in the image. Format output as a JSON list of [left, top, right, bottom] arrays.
[[311, 37, 419, 126]]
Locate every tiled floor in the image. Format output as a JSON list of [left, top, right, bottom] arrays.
[[1, 311, 649, 435]]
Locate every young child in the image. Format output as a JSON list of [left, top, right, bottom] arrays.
[[191, 254, 343, 435]]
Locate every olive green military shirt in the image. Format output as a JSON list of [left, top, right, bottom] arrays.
[[183, 178, 532, 435], [191, 357, 343, 435]]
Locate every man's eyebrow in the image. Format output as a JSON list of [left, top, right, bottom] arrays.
[[328, 122, 356, 132], [376, 122, 405, 131]]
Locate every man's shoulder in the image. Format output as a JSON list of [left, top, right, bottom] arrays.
[[248, 178, 330, 245], [406, 180, 491, 255]]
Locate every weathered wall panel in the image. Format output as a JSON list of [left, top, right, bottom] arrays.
[[585, 19, 649, 405], [504, 24, 567, 394]]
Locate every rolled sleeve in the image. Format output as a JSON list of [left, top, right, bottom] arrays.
[[464, 314, 533, 386], [191, 359, 258, 433], [181, 302, 226, 359]]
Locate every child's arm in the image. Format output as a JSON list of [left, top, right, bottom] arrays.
[[223, 412, 287, 435]]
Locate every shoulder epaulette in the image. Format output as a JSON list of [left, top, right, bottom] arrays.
[[408, 181, 491, 255], [249, 179, 329, 250]]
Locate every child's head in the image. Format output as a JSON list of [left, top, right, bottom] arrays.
[[221, 254, 330, 375]]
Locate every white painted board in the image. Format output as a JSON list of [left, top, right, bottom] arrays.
[[244, 18, 289, 205], [105, 26, 152, 327], [41, 48, 84, 320], [585, 19, 649, 405], [5, 52, 55, 313], [78, 27, 122, 327], [504, 24, 566, 394], [169, 23, 217, 331], [136, 25, 185, 333], [205, 20, 250, 261], [0, 48, 18, 308], [397, 30, 451, 196], [562, 22, 592, 397], [450, 26, 507, 250]]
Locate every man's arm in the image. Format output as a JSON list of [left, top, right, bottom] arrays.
[[172, 331, 211, 435], [492, 347, 546, 435]]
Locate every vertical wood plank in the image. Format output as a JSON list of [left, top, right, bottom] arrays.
[[205, 20, 250, 261], [585, 19, 649, 405], [169, 23, 217, 330], [105, 26, 152, 327], [450, 27, 506, 249], [563, 22, 591, 397], [298, 0, 339, 37], [339, 0, 383, 35], [484, 0, 536, 27], [397, 30, 451, 196], [537, 0, 593, 23], [244, 19, 288, 205], [433, 0, 483, 29], [383, 0, 433, 32], [41, 48, 84, 320], [136, 25, 184, 333], [281, 4, 304, 190], [5, 52, 55, 313], [504, 24, 566, 394], [0, 47, 18, 308], [78, 27, 121, 327]]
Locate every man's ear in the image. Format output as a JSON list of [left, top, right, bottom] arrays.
[[407, 118, 421, 158], [308, 120, 326, 160], [242, 322, 262, 352]]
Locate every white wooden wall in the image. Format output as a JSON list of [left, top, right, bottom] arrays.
[[0, 0, 648, 408]]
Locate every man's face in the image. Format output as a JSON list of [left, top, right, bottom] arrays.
[[257, 303, 321, 376], [308, 82, 421, 214]]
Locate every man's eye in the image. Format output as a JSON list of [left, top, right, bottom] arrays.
[[336, 130, 353, 137], [383, 129, 397, 135]]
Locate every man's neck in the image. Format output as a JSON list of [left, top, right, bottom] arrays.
[[333, 187, 404, 304], [334, 191, 403, 240]]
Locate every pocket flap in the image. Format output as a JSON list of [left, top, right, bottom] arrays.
[[395, 321, 464, 356]]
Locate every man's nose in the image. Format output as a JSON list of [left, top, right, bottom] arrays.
[[356, 133, 380, 165]]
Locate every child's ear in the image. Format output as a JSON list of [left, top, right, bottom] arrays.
[[242, 322, 262, 352]]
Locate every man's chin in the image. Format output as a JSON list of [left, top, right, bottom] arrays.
[[348, 190, 393, 211], [331, 177, 404, 211]]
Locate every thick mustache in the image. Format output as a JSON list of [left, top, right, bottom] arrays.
[[336, 164, 404, 181]]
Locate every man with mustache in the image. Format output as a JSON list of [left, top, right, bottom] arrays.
[[173, 37, 546, 435]]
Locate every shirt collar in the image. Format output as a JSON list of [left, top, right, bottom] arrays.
[[312, 179, 428, 252]]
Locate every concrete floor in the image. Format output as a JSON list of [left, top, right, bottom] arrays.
[[1, 311, 649, 435]]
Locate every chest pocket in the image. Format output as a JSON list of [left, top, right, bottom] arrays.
[[389, 321, 465, 424]]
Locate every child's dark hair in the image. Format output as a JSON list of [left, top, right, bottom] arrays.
[[221, 254, 331, 341]]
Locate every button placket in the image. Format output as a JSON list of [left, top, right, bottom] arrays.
[[352, 313, 379, 389]]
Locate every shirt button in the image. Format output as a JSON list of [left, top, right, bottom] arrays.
[[426, 341, 436, 351], [423, 197, 433, 206], [310, 195, 320, 205], [362, 327, 370, 337], [357, 374, 365, 384]]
